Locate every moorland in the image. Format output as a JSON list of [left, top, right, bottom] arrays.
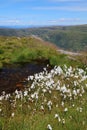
[[0, 25, 87, 130]]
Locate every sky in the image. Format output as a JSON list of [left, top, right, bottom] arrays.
[[0, 0, 87, 26]]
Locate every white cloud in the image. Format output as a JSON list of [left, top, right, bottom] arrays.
[[32, 6, 87, 11], [49, 0, 82, 2], [0, 19, 22, 25], [47, 18, 87, 25], [49, 18, 81, 23], [0, 17, 36, 26]]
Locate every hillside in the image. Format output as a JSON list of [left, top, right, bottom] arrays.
[[0, 35, 87, 130], [0, 60, 87, 130], [0, 25, 87, 52], [0, 36, 85, 69]]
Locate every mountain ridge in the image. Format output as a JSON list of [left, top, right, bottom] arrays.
[[0, 24, 87, 52]]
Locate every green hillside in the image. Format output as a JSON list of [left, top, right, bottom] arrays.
[[0, 36, 83, 69], [0, 25, 87, 52], [0, 34, 87, 130]]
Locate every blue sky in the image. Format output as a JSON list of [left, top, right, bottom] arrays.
[[0, 0, 87, 26]]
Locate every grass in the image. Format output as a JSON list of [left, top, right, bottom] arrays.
[[0, 36, 87, 130], [0, 65, 87, 130], [0, 36, 85, 68]]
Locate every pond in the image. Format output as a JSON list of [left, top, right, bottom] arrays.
[[0, 60, 51, 94]]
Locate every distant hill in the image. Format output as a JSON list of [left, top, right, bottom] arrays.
[[0, 24, 87, 52]]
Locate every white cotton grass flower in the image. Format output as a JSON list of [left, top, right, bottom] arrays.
[[56, 104, 58, 108], [56, 85, 60, 91], [40, 105, 44, 111], [61, 101, 64, 107], [2, 91, 5, 96], [48, 90, 52, 94], [47, 124, 52, 130], [79, 94, 82, 97], [47, 101, 52, 110], [48, 105, 51, 111], [54, 114, 59, 118], [15, 90, 19, 95], [77, 89, 80, 94], [0, 96, 3, 101], [11, 112, 15, 117], [42, 88, 47, 93], [56, 66, 63, 75], [47, 64, 49, 67], [60, 84, 67, 93], [5, 94, 11, 100], [54, 114, 61, 122], [81, 87, 85, 94], [30, 83, 35, 89], [79, 107, 83, 112], [43, 67, 47, 71], [0, 109, 2, 112], [24, 90, 28, 96], [47, 101, 52, 106], [77, 107, 83, 112], [73, 89, 77, 96], [15, 94, 20, 99], [62, 119, 65, 124], [29, 75, 34, 80], [58, 117, 61, 122], [72, 104, 75, 107], [64, 108, 68, 112]]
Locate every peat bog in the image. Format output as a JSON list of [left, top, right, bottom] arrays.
[[0, 60, 51, 94]]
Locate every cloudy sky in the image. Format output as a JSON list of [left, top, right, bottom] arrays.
[[0, 0, 87, 26]]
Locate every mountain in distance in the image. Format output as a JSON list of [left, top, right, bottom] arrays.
[[0, 25, 33, 29], [0, 24, 87, 52], [0, 25, 46, 29]]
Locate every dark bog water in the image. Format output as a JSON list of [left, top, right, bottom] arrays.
[[0, 61, 51, 94]]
